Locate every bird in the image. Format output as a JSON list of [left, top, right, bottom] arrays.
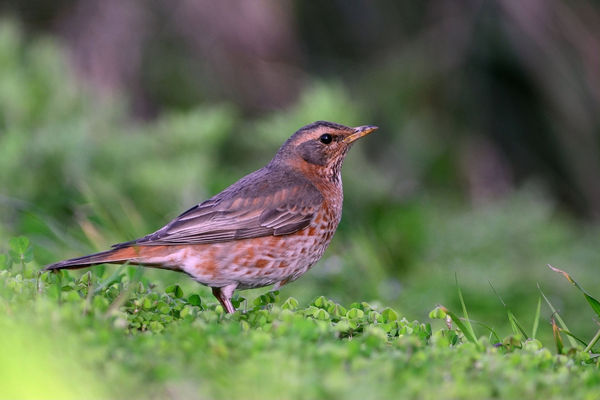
[[44, 121, 378, 313]]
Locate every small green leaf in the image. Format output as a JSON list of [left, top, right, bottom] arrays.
[[142, 297, 153, 309], [249, 310, 269, 326], [158, 303, 171, 314], [282, 297, 299, 310], [328, 303, 347, 318], [502, 335, 523, 351], [188, 294, 202, 307], [334, 320, 351, 333], [381, 307, 399, 322], [166, 285, 184, 298], [429, 306, 447, 320], [231, 294, 245, 308], [346, 308, 364, 320], [9, 236, 29, 254], [313, 309, 330, 321], [149, 321, 164, 333], [368, 311, 382, 323], [240, 320, 250, 332], [8, 236, 33, 264], [523, 339, 543, 352], [266, 291, 279, 304], [180, 305, 193, 318], [253, 295, 267, 307], [313, 296, 328, 308]]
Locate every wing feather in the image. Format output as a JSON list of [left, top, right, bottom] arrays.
[[117, 166, 323, 246]]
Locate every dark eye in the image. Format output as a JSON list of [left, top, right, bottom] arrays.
[[319, 133, 332, 144]]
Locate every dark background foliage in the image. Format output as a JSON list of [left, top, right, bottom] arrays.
[[5, 0, 599, 216]]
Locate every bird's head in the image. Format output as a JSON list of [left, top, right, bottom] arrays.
[[271, 121, 378, 180]]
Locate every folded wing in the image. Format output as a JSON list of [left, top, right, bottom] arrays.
[[116, 167, 323, 246]]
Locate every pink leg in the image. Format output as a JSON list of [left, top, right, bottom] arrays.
[[211, 284, 237, 313], [272, 278, 289, 291]]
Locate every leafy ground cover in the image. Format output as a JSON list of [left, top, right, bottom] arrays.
[[1, 239, 599, 400]]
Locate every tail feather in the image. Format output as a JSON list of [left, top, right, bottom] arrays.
[[43, 247, 139, 271]]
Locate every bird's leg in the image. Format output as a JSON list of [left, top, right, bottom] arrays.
[[211, 284, 237, 313], [272, 278, 289, 291]]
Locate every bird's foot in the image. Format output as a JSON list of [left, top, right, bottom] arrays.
[[211, 284, 237, 313]]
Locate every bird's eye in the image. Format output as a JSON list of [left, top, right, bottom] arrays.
[[319, 133, 332, 144]]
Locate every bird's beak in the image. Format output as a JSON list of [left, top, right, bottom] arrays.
[[344, 125, 379, 144]]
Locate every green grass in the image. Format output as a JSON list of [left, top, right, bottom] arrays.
[[1, 242, 599, 400]]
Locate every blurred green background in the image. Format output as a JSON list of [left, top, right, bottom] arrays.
[[1, 0, 599, 346]]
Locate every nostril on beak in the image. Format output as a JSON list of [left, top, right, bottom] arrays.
[[344, 125, 378, 143]]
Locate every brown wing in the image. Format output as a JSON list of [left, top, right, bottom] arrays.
[[116, 166, 323, 246]]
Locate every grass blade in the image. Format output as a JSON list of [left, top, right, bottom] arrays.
[[507, 310, 528, 338], [552, 315, 564, 354], [471, 320, 502, 344], [453, 275, 479, 345], [548, 264, 600, 318], [584, 327, 600, 353], [531, 296, 541, 340], [439, 306, 479, 344], [489, 282, 529, 338], [560, 328, 590, 348], [538, 283, 578, 347], [458, 288, 477, 343]]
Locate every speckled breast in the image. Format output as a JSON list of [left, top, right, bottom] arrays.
[[179, 199, 342, 290]]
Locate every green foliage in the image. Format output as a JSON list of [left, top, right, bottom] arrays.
[[1, 240, 600, 399]]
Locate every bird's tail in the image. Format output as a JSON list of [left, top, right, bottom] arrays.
[[43, 246, 143, 271]]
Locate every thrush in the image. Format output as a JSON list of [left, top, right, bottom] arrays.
[[44, 121, 377, 313]]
